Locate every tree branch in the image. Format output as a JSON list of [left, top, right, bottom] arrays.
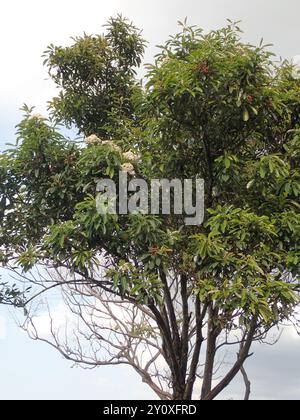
[[240, 364, 251, 401], [203, 317, 257, 400]]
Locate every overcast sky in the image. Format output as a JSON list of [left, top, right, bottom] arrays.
[[0, 0, 300, 400]]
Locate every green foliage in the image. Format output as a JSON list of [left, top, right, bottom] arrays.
[[44, 15, 146, 137], [0, 18, 299, 336], [0, 278, 29, 307]]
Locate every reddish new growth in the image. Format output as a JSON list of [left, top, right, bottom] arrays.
[[150, 245, 159, 255], [246, 95, 253, 104], [195, 61, 210, 75]]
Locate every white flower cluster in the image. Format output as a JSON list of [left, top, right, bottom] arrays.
[[84, 135, 122, 152], [291, 55, 300, 80], [120, 149, 140, 176], [122, 150, 140, 162], [102, 140, 121, 153], [28, 113, 44, 120], [84, 135, 139, 176], [121, 162, 135, 176], [84, 134, 102, 145]]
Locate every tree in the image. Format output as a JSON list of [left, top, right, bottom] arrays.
[[0, 17, 299, 400]]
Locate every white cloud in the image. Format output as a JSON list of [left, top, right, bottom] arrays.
[[2, 0, 300, 120], [0, 316, 7, 340], [1, 1, 121, 114], [27, 303, 75, 338]]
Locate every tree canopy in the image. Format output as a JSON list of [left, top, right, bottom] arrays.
[[0, 17, 299, 400]]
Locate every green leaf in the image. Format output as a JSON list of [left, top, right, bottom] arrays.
[[224, 157, 231, 169], [259, 166, 266, 178], [247, 179, 255, 189], [243, 109, 250, 122], [258, 303, 272, 323], [250, 106, 258, 116]]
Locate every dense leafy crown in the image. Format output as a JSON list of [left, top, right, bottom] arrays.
[[0, 19, 299, 389], [44, 16, 146, 138]]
